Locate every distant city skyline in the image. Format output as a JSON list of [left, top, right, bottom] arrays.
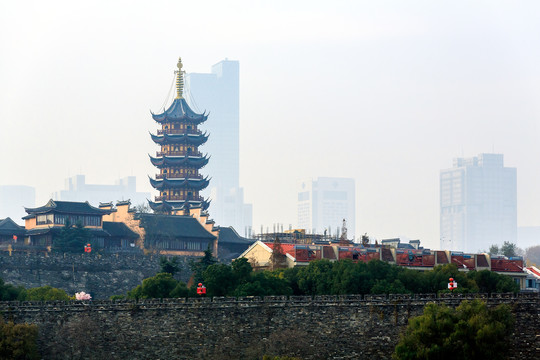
[[1, 2, 540, 249]]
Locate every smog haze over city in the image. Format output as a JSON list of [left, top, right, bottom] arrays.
[[1, 0, 539, 249]]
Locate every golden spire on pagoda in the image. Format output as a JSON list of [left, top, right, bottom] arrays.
[[175, 57, 184, 99]]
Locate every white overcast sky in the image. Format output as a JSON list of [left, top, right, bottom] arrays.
[[1, 0, 539, 248]]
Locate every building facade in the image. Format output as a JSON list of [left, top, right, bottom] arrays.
[[297, 177, 356, 240], [149, 58, 210, 213], [440, 153, 517, 253], [185, 59, 252, 235]]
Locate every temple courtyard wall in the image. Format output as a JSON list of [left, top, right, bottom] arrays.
[[0, 294, 538, 359]]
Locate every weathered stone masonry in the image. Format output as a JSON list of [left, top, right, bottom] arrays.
[[0, 253, 192, 299], [1, 293, 538, 360]]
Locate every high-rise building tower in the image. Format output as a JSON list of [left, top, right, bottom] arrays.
[[440, 153, 517, 253], [297, 177, 356, 239], [185, 60, 252, 233], [148, 58, 210, 213]]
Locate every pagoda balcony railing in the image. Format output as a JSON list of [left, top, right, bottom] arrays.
[[157, 129, 202, 136], [156, 150, 202, 157], [156, 173, 203, 180], [155, 195, 204, 202]]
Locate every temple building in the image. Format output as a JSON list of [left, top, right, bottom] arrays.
[[148, 58, 210, 214]]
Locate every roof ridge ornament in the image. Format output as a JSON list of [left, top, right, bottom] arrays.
[[175, 57, 184, 99]]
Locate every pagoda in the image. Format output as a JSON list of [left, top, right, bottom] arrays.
[[148, 58, 210, 213]]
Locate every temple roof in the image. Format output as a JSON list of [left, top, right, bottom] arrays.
[[150, 132, 209, 146], [217, 226, 256, 245], [103, 222, 139, 239], [148, 199, 210, 212], [149, 154, 209, 168], [151, 98, 207, 124], [138, 213, 216, 240], [149, 177, 210, 191], [23, 199, 111, 218], [0, 217, 26, 236]]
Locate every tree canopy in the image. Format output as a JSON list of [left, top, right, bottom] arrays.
[[393, 300, 514, 360], [52, 220, 92, 253]]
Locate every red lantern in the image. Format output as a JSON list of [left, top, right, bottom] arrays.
[[196, 283, 206, 295], [84, 243, 92, 253], [448, 277, 457, 291]]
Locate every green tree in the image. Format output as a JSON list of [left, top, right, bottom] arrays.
[[189, 245, 218, 283], [231, 257, 252, 285], [393, 300, 514, 360], [127, 273, 179, 299], [52, 220, 92, 253], [270, 237, 288, 271], [202, 264, 235, 297], [500, 241, 517, 258], [234, 271, 292, 297], [488, 244, 500, 256], [0, 318, 39, 360], [0, 278, 25, 301], [22, 286, 70, 301], [159, 256, 180, 276], [467, 270, 519, 293]]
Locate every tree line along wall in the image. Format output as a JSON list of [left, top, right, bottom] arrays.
[[0, 294, 538, 360], [0, 252, 192, 299]]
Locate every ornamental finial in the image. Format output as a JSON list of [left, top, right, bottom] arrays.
[[175, 57, 184, 99]]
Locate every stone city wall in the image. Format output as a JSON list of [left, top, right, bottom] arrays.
[[0, 252, 192, 298], [0, 293, 538, 360]]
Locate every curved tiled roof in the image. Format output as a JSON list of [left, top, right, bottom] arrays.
[[218, 227, 255, 245], [151, 98, 207, 124], [0, 217, 26, 236], [150, 132, 209, 146], [149, 177, 210, 191], [24, 199, 111, 218], [138, 214, 216, 240], [149, 154, 209, 168]]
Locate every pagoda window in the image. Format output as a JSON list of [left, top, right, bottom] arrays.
[[164, 126, 168, 130], [187, 147, 192, 153], [163, 169, 167, 173], [187, 125, 192, 130]]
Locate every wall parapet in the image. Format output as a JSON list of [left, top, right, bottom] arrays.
[[0, 292, 538, 311]]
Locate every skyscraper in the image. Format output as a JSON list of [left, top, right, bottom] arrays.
[[297, 177, 356, 239], [440, 153, 517, 253], [184, 59, 252, 233]]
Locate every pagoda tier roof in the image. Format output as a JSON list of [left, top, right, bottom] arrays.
[[149, 154, 209, 168], [148, 199, 210, 212], [23, 199, 111, 218], [149, 176, 210, 191], [150, 132, 209, 146], [151, 98, 207, 124]]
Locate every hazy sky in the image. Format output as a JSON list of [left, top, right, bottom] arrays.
[[1, 1, 539, 249]]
